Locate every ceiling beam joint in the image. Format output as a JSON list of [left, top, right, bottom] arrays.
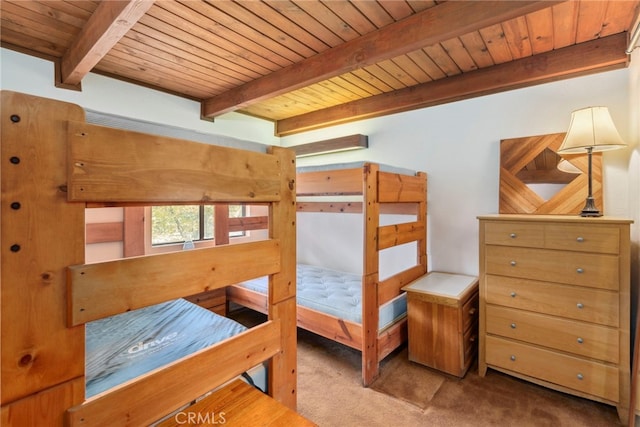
[[58, 0, 155, 87]]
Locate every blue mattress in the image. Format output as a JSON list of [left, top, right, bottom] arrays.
[[237, 263, 407, 331], [85, 298, 264, 398]]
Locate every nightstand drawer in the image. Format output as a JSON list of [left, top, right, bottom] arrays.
[[462, 292, 478, 332], [485, 336, 619, 402], [485, 245, 619, 290], [486, 305, 619, 363], [544, 224, 619, 254], [485, 275, 619, 327], [463, 322, 478, 366], [483, 221, 544, 247]]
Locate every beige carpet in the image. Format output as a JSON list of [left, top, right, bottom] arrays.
[[369, 347, 445, 409], [230, 308, 622, 426]]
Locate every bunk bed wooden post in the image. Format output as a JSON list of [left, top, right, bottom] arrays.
[[417, 172, 428, 272], [362, 163, 381, 385], [1, 91, 86, 424], [214, 204, 230, 245], [266, 146, 298, 409]]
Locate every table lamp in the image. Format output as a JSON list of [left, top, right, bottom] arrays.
[[557, 106, 627, 217]]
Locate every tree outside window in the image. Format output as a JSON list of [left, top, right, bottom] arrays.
[[151, 205, 244, 245]]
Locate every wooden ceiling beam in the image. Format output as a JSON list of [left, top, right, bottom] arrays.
[[201, 0, 563, 119], [58, 0, 154, 87], [274, 33, 629, 136]]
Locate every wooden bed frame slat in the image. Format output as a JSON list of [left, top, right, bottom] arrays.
[[378, 220, 426, 250], [67, 121, 282, 203], [296, 201, 419, 215], [296, 167, 363, 196], [378, 264, 428, 306], [69, 239, 283, 325], [227, 285, 269, 312], [1, 379, 85, 426], [297, 306, 363, 350], [296, 201, 363, 213], [67, 321, 281, 427], [378, 320, 408, 360], [85, 222, 124, 244], [228, 215, 269, 232], [378, 171, 427, 203]]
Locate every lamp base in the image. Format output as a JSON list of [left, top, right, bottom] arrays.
[[580, 196, 603, 217]]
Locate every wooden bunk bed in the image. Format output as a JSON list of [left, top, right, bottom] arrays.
[[227, 162, 428, 386], [0, 91, 301, 426]]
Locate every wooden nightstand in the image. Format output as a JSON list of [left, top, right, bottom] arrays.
[[402, 272, 479, 377]]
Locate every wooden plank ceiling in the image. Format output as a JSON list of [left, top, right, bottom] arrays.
[[1, 0, 638, 136]]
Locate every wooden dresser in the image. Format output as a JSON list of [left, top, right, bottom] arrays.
[[477, 215, 632, 423]]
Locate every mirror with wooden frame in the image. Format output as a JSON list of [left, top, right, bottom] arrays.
[[499, 133, 602, 215]]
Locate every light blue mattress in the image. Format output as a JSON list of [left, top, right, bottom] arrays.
[[237, 263, 407, 331], [85, 298, 266, 398]]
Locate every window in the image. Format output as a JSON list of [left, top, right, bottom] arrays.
[[151, 205, 245, 246]]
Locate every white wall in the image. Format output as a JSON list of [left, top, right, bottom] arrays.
[[286, 67, 637, 277], [0, 48, 279, 146], [627, 48, 640, 346]]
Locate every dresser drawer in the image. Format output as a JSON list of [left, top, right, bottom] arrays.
[[544, 224, 619, 254], [483, 221, 544, 247], [485, 336, 619, 402], [486, 305, 619, 363], [462, 292, 478, 332], [485, 245, 619, 290], [485, 275, 619, 327]]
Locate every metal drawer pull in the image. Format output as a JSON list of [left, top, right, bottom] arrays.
[[468, 308, 477, 315], [510, 260, 517, 266], [577, 373, 584, 380], [576, 268, 584, 274], [577, 337, 584, 344], [510, 292, 517, 298], [510, 355, 516, 361], [576, 237, 584, 243], [510, 323, 516, 329], [577, 303, 584, 309], [510, 233, 517, 238]]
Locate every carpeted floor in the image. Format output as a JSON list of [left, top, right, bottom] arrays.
[[230, 308, 622, 427], [369, 347, 445, 409]]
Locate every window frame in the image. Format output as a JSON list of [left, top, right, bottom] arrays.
[[148, 204, 247, 248]]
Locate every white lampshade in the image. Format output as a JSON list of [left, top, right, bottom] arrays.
[[557, 106, 627, 154], [556, 159, 582, 174]]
